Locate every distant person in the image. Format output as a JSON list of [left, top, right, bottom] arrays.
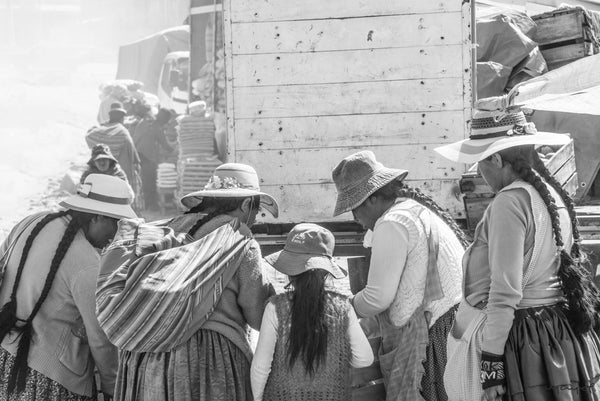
[[80, 144, 128, 184], [86, 102, 144, 210], [251, 223, 374, 401], [0, 174, 136, 400], [123, 100, 153, 137], [132, 108, 174, 210]]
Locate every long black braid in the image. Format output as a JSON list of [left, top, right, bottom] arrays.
[[185, 196, 260, 238], [500, 146, 598, 335], [373, 180, 471, 249], [0, 210, 95, 394]]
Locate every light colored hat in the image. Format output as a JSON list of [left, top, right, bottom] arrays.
[[331, 151, 408, 217], [434, 108, 570, 164], [265, 223, 346, 279], [180, 163, 279, 218], [60, 174, 137, 219]]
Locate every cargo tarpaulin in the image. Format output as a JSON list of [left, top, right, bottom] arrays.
[[116, 25, 190, 94], [515, 54, 600, 199]]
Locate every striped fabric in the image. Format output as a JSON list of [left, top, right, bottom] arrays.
[[96, 218, 251, 353]]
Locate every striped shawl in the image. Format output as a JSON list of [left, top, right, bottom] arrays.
[[96, 218, 251, 352]]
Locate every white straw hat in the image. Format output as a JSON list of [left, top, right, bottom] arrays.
[[331, 151, 408, 216], [180, 163, 279, 218], [434, 108, 569, 164], [59, 174, 137, 219]]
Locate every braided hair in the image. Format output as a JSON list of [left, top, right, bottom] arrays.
[[0, 210, 95, 394], [185, 196, 261, 237], [372, 180, 471, 249], [499, 145, 598, 334]]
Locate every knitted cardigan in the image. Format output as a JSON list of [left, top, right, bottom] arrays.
[[263, 291, 352, 401]]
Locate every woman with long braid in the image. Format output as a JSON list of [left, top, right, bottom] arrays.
[[436, 105, 600, 401], [0, 174, 136, 400], [98, 163, 278, 401], [331, 151, 466, 401]]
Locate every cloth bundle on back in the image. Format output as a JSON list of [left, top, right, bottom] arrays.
[[0, 174, 136, 401], [96, 163, 279, 401], [97, 218, 251, 352]]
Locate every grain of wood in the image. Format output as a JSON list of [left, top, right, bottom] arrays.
[[232, 46, 464, 87], [231, 13, 463, 54], [230, 0, 460, 23], [232, 78, 464, 119], [233, 111, 467, 150]]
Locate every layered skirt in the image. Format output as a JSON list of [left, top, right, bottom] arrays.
[[113, 329, 252, 401], [505, 305, 600, 401], [0, 348, 95, 401]]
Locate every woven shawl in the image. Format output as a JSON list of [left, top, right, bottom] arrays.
[[96, 218, 251, 352]]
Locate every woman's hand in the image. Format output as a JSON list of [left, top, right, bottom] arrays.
[[482, 384, 505, 401]]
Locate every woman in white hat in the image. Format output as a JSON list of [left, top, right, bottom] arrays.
[[331, 151, 468, 401], [435, 105, 600, 401], [0, 174, 136, 400], [99, 163, 279, 401], [250, 223, 374, 401]]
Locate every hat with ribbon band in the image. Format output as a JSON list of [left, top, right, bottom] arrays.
[[435, 98, 570, 164], [180, 163, 279, 218], [60, 174, 137, 219]]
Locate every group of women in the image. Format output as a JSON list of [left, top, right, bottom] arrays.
[[1, 101, 600, 401]]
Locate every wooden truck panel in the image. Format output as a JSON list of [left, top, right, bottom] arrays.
[[223, 0, 472, 223]]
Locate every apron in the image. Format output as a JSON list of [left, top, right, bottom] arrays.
[[377, 206, 445, 401]]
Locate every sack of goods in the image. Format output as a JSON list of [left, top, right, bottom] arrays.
[[157, 163, 178, 190]]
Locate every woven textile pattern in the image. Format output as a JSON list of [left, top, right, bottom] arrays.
[[263, 291, 352, 401]]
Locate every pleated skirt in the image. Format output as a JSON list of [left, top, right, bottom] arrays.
[[505, 305, 600, 401], [113, 329, 251, 401]]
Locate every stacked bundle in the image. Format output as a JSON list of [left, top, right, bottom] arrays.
[[156, 163, 178, 190], [176, 114, 216, 159], [176, 113, 222, 200], [177, 157, 222, 196]]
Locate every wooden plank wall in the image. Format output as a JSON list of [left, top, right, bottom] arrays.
[[223, 0, 472, 223]]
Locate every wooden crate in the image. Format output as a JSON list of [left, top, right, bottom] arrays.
[[460, 140, 577, 230], [531, 8, 594, 70]]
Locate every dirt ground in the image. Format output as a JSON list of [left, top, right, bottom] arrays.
[[0, 51, 117, 241]]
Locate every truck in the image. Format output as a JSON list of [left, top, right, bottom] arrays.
[[191, 0, 475, 247]]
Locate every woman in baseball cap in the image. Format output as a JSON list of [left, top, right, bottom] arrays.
[[251, 223, 374, 401]]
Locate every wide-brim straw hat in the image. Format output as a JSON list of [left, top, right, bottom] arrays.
[[434, 107, 570, 164], [59, 174, 137, 220], [180, 163, 279, 218], [331, 151, 408, 216], [264, 223, 346, 279]]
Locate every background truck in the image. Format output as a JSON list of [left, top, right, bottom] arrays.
[[212, 0, 474, 233]]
